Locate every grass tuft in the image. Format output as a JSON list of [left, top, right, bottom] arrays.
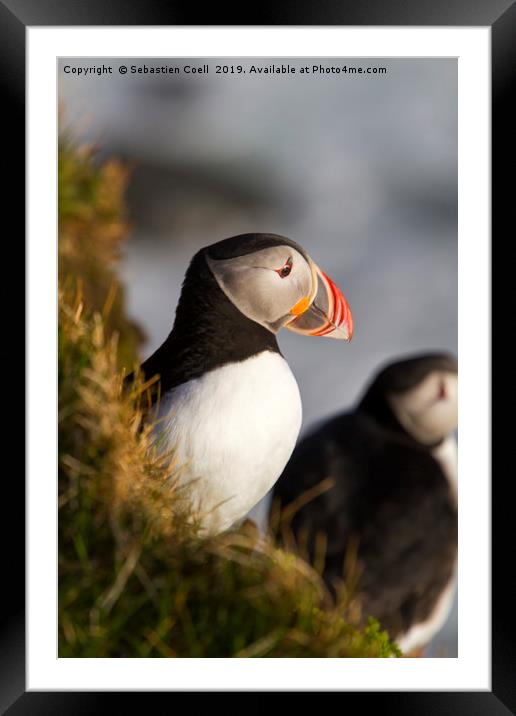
[[58, 128, 142, 367]]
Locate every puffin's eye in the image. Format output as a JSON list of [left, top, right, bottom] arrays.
[[276, 257, 293, 278]]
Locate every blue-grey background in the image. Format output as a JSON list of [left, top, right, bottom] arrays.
[[59, 57, 458, 656]]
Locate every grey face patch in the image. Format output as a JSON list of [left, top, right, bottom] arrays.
[[388, 370, 458, 445], [206, 246, 313, 332]]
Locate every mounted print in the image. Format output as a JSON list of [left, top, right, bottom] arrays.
[[15, 18, 499, 708]]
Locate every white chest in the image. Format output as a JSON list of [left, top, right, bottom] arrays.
[[396, 434, 458, 653], [154, 351, 302, 534], [396, 574, 457, 654], [432, 434, 458, 503]]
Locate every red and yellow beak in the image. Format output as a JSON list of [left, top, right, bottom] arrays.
[[286, 261, 354, 341]]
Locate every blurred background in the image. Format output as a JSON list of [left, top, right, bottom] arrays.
[[59, 57, 457, 656]]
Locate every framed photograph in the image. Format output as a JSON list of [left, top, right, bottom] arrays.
[[2, 0, 509, 711]]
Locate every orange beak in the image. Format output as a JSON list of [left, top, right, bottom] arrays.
[[286, 262, 354, 341]]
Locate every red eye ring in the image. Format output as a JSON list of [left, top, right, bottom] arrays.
[[275, 257, 293, 278]]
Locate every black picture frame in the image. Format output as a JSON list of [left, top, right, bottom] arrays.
[[2, 0, 509, 712]]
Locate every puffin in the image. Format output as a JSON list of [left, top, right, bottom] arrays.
[[138, 233, 354, 536], [271, 353, 458, 655]]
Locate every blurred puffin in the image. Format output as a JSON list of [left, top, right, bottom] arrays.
[[139, 233, 353, 535], [271, 353, 458, 655]]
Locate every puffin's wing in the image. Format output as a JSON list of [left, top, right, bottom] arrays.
[[271, 414, 361, 550], [354, 442, 457, 638], [273, 420, 457, 642]]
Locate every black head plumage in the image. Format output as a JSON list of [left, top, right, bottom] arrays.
[[138, 234, 302, 396]]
